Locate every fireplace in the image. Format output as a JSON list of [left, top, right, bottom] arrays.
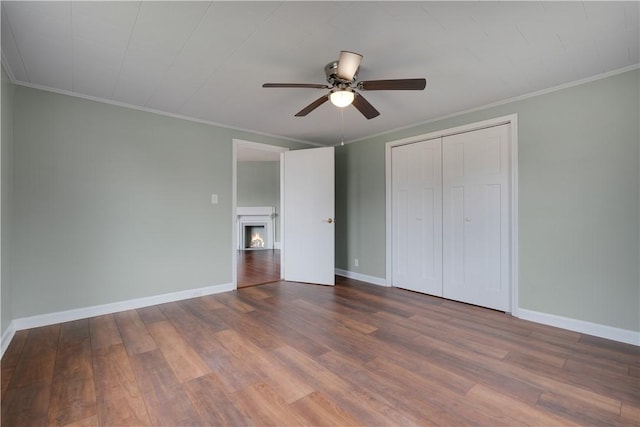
[[243, 224, 267, 249], [237, 206, 275, 250]]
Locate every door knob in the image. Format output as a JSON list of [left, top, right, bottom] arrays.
[[326, 218, 334, 224]]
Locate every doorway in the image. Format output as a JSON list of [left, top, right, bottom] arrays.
[[233, 140, 288, 288]]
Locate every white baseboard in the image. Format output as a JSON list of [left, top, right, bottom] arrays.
[[335, 269, 389, 287], [1, 321, 16, 358], [1, 282, 234, 357], [517, 308, 640, 346], [4, 280, 636, 359], [274, 241, 281, 250], [334, 270, 638, 346]]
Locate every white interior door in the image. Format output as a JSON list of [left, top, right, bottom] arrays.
[[392, 139, 443, 295], [282, 147, 335, 286], [442, 124, 510, 311]]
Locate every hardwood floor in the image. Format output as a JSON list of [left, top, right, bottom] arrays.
[[237, 249, 280, 288], [2, 277, 639, 426]]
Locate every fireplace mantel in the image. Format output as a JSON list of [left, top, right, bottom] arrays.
[[237, 206, 275, 250], [237, 206, 275, 217]]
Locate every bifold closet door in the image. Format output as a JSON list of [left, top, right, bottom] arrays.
[[391, 139, 443, 295], [442, 124, 510, 311]]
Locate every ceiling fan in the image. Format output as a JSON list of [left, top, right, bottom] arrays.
[[263, 51, 426, 119]]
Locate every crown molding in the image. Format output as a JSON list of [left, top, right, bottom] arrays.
[[346, 64, 640, 145], [1, 52, 16, 82], [6, 63, 638, 148], [10, 80, 320, 147]]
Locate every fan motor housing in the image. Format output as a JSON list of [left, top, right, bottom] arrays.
[[324, 61, 357, 84]]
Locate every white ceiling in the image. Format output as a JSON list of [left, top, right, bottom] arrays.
[[2, 1, 638, 146]]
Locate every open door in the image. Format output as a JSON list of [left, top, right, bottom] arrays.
[[281, 147, 335, 285]]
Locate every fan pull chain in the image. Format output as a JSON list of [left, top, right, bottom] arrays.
[[340, 107, 345, 146]]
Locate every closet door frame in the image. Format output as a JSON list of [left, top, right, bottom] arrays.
[[385, 114, 519, 315]]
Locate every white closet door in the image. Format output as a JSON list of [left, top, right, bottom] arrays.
[[442, 124, 510, 311], [392, 139, 443, 295]]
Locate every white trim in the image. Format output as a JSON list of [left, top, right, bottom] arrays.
[[509, 117, 520, 317], [1, 52, 16, 82], [232, 141, 238, 289], [232, 139, 288, 288], [10, 282, 234, 334], [279, 152, 286, 279], [7, 60, 636, 149], [347, 64, 639, 145], [237, 206, 275, 216], [1, 321, 16, 358], [385, 114, 519, 313], [11, 81, 321, 147], [385, 114, 516, 150], [234, 139, 294, 154], [5, 59, 637, 149], [518, 309, 640, 346], [384, 143, 393, 287], [335, 269, 389, 287]]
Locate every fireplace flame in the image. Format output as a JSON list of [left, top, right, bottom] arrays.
[[250, 231, 265, 248]]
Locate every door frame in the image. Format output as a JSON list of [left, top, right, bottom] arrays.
[[232, 139, 289, 289], [384, 114, 519, 315]]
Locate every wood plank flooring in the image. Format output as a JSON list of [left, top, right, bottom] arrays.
[[2, 277, 639, 426], [237, 249, 280, 288]]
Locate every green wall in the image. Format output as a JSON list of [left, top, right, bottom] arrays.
[[336, 69, 640, 332], [9, 86, 307, 319], [1, 67, 14, 337], [237, 161, 280, 241], [2, 68, 638, 338]]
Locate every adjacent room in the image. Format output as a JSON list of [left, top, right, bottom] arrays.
[[1, 1, 638, 425]]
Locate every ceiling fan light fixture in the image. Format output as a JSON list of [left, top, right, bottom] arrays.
[[263, 50, 425, 119], [329, 89, 355, 108]]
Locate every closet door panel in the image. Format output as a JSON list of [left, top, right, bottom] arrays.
[[419, 187, 436, 281], [442, 125, 510, 311], [391, 139, 442, 295], [394, 187, 410, 279], [392, 144, 411, 284], [448, 185, 465, 284]]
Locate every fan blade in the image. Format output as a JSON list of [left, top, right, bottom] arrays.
[[295, 95, 329, 117], [359, 78, 426, 91], [352, 93, 380, 119], [263, 83, 330, 89], [336, 51, 363, 81]]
